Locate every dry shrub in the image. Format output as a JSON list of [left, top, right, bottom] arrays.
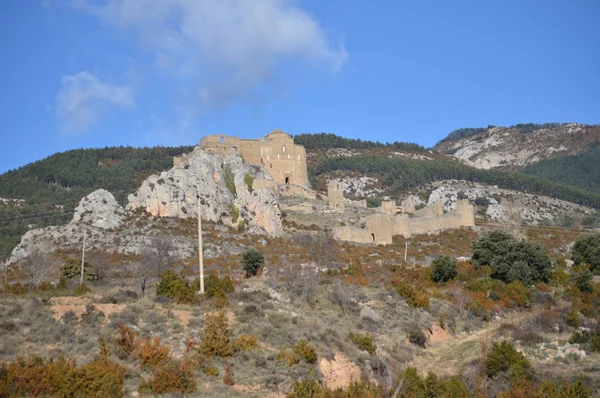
[[198, 311, 234, 358], [235, 334, 259, 351], [223, 364, 235, 386], [293, 339, 317, 364], [115, 324, 136, 357], [142, 360, 197, 395], [394, 282, 430, 309], [0, 353, 125, 397], [136, 337, 170, 368], [276, 348, 300, 367]]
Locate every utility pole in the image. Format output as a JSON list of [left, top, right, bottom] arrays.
[[80, 228, 86, 285], [197, 185, 204, 294], [404, 241, 408, 264]]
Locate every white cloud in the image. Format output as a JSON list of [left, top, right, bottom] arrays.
[[56, 71, 133, 132], [68, 0, 347, 108]]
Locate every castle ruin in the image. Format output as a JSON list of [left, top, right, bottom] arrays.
[[195, 129, 308, 186]]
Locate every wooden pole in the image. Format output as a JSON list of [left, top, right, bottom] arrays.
[[197, 187, 204, 294], [404, 241, 408, 263], [80, 229, 86, 285]]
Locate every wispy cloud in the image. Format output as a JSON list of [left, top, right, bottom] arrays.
[[67, 0, 348, 109], [56, 71, 133, 133]]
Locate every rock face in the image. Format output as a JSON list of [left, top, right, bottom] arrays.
[[427, 180, 593, 225], [435, 124, 600, 170], [72, 189, 126, 230], [127, 147, 283, 236]]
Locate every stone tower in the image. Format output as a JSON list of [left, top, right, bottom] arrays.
[[327, 181, 345, 212]]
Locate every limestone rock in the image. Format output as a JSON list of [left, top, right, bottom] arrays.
[[72, 189, 125, 230], [360, 306, 383, 324], [127, 147, 282, 236]]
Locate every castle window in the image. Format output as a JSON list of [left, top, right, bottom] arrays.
[[285, 177, 290, 184], [297, 154, 300, 160], [277, 153, 280, 159], [371, 233, 376, 242], [270, 163, 272, 168], [219, 136, 224, 143], [282, 145, 286, 152]]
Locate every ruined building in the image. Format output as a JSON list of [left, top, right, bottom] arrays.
[[192, 129, 309, 186], [327, 181, 345, 212], [333, 200, 475, 245]]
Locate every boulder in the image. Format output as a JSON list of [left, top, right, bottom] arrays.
[[360, 306, 383, 324]]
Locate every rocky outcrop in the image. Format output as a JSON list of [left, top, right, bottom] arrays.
[[426, 180, 593, 225], [127, 147, 282, 236], [72, 189, 126, 230]]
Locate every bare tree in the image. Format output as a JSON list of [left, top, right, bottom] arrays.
[[298, 227, 338, 270], [136, 236, 175, 297], [22, 250, 51, 292]]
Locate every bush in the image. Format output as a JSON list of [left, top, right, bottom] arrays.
[[394, 282, 430, 308], [244, 173, 254, 192], [241, 248, 264, 277], [348, 332, 376, 355], [472, 230, 551, 284], [223, 165, 236, 195], [198, 311, 234, 358], [231, 205, 239, 223], [205, 274, 235, 299], [136, 337, 170, 368], [407, 326, 427, 348], [293, 339, 317, 364], [572, 232, 600, 273], [114, 324, 137, 357], [61, 258, 99, 282], [574, 267, 594, 293], [566, 309, 580, 328], [145, 360, 197, 394], [431, 256, 458, 283], [485, 341, 532, 379], [156, 270, 196, 304]]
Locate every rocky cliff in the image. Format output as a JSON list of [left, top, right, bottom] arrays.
[[6, 148, 283, 265]]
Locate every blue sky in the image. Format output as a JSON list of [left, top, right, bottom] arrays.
[[1, 0, 599, 173]]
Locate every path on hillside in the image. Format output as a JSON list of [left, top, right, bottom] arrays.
[[410, 310, 536, 376]]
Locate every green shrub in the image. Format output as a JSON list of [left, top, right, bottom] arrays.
[[574, 267, 594, 292], [293, 339, 317, 364], [241, 248, 264, 277], [572, 232, 600, 273], [156, 270, 196, 304], [566, 309, 580, 328], [231, 205, 240, 223], [238, 219, 246, 231], [287, 371, 323, 398], [472, 230, 551, 284], [244, 173, 254, 192], [407, 326, 427, 347], [61, 258, 98, 282], [146, 360, 197, 394], [205, 274, 235, 299], [348, 332, 376, 355], [485, 341, 532, 379], [431, 255, 458, 283], [223, 165, 236, 195]]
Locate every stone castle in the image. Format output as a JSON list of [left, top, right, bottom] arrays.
[[188, 129, 309, 186], [178, 129, 475, 245]]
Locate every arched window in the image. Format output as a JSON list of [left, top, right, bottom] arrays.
[[282, 145, 286, 152]]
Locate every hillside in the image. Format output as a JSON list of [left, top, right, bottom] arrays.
[[0, 146, 192, 259], [434, 123, 600, 170]]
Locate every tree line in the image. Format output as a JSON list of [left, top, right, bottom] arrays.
[[294, 132, 427, 153], [313, 155, 600, 208]]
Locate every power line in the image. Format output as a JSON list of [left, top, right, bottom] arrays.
[[0, 188, 138, 211]]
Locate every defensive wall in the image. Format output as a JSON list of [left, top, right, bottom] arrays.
[[333, 200, 475, 245]]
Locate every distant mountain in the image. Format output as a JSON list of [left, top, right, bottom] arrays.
[[434, 123, 600, 170]]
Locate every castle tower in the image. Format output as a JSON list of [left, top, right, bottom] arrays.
[[327, 181, 345, 212]]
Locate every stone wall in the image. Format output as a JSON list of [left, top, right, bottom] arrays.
[[198, 129, 308, 186], [333, 200, 475, 245]]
